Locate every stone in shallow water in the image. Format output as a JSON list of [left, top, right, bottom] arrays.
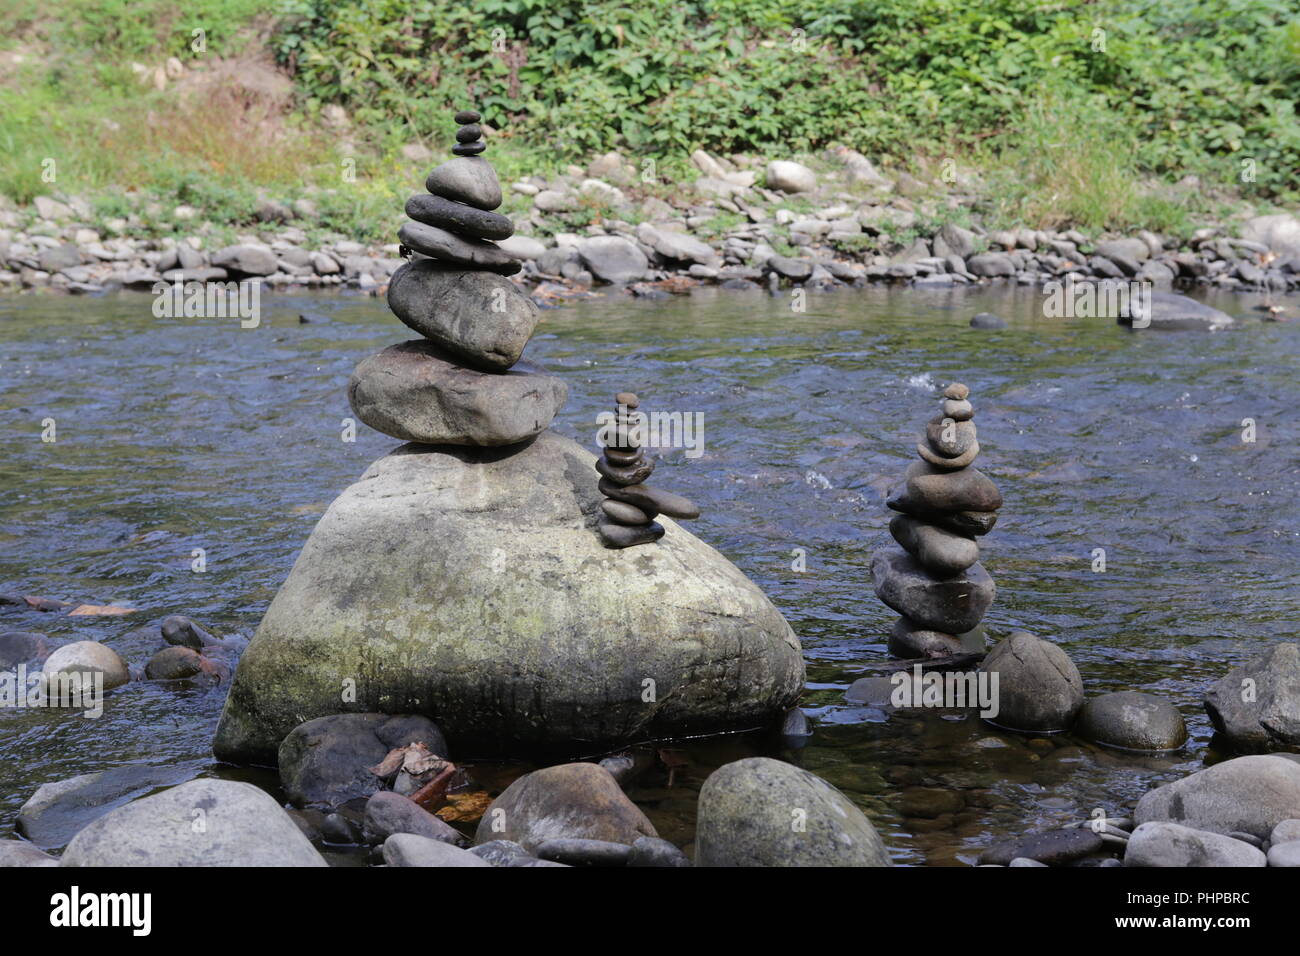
[[405, 193, 514, 241], [1203, 643, 1300, 753], [145, 645, 202, 680], [977, 631, 1083, 733], [871, 548, 995, 634], [695, 757, 890, 867], [383, 833, 488, 867], [362, 791, 463, 845], [348, 340, 567, 446], [889, 461, 1002, 515], [399, 221, 520, 275], [978, 828, 1104, 866], [1076, 690, 1187, 752], [425, 155, 502, 210], [1133, 755, 1300, 840], [387, 259, 539, 372], [888, 514, 979, 575], [1123, 822, 1265, 867], [212, 431, 804, 761], [534, 837, 633, 866], [42, 640, 130, 691]]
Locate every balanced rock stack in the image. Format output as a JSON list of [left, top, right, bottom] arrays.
[[872, 383, 1002, 658], [596, 392, 700, 549], [348, 109, 567, 446]]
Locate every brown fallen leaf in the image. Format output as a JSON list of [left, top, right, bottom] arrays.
[[435, 791, 492, 824], [409, 764, 457, 811], [68, 604, 136, 616]]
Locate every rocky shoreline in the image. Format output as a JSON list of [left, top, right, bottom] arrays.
[[3, 151, 1298, 312]]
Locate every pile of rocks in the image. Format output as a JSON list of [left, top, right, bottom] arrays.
[[595, 392, 700, 549], [872, 383, 1001, 658], [347, 109, 567, 447]]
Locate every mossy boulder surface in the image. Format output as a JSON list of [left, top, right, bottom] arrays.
[[213, 430, 804, 764]]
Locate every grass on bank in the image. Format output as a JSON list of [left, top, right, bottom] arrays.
[[0, 0, 1294, 245]]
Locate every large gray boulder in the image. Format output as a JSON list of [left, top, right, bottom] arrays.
[[60, 779, 328, 866], [1203, 643, 1300, 753], [213, 430, 804, 763], [577, 236, 648, 283], [695, 757, 890, 867], [210, 244, 277, 277], [978, 631, 1083, 733], [1124, 822, 1266, 867], [473, 763, 656, 851], [1241, 213, 1300, 259], [347, 340, 567, 446], [1134, 755, 1300, 840], [18, 763, 201, 848], [1118, 291, 1234, 331], [386, 259, 540, 371]]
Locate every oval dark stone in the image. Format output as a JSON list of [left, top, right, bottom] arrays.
[[453, 141, 486, 156], [454, 110, 481, 124]]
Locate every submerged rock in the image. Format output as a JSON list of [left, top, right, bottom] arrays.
[[1077, 691, 1187, 752], [1134, 755, 1300, 840], [473, 763, 657, 851], [60, 779, 327, 867], [213, 430, 804, 762], [1118, 291, 1234, 331], [1203, 643, 1300, 753], [695, 757, 890, 867]]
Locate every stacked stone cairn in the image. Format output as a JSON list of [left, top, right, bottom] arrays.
[[348, 109, 567, 446], [872, 383, 1002, 658], [596, 392, 701, 549]]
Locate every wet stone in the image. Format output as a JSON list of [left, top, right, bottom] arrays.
[[454, 110, 481, 124], [456, 125, 482, 143], [453, 142, 487, 156]]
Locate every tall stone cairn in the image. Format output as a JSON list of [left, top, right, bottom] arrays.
[[596, 392, 701, 549], [872, 383, 1002, 658], [347, 109, 567, 446]]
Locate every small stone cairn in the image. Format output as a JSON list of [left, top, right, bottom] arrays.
[[596, 392, 700, 549], [872, 383, 1002, 658], [348, 108, 568, 446]]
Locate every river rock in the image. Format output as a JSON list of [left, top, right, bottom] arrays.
[[362, 791, 463, 845], [979, 828, 1104, 866], [473, 763, 657, 851], [1203, 643, 1300, 753], [1134, 755, 1300, 840], [277, 713, 447, 808], [425, 156, 502, 210], [382, 833, 489, 867], [1077, 691, 1187, 751], [0, 840, 58, 867], [347, 340, 567, 446], [41, 641, 130, 691], [970, 312, 1007, 330], [60, 779, 327, 866], [871, 550, 995, 634], [695, 757, 890, 867], [1241, 213, 1300, 259], [160, 615, 212, 650], [1272, 819, 1300, 844], [535, 837, 633, 866], [1118, 291, 1234, 331], [978, 631, 1083, 732], [17, 763, 200, 849], [405, 193, 513, 241], [210, 244, 277, 277], [764, 160, 816, 193], [386, 259, 540, 372], [577, 236, 649, 284], [888, 514, 979, 574], [888, 617, 984, 659], [636, 223, 718, 266], [144, 645, 203, 680], [627, 835, 691, 867], [1268, 841, 1300, 866], [888, 460, 1003, 514], [966, 253, 1015, 277], [1124, 822, 1266, 867], [399, 222, 520, 275], [0, 631, 62, 668]]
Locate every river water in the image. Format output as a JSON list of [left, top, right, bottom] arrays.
[[1, 283, 1297, 865]]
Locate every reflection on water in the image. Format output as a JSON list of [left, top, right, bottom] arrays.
[[1, 282, 1297, 864]]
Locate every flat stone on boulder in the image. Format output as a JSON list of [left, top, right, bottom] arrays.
[[387, 259, 540, 372], [212, 430, 804, 762], [695, 757, 890, 866], [473, 763, 657, 851], [347, 340, 567, 446], [425, 156, 502, 210], [60, 779, 327, 866], [399, 222, 521, 275]]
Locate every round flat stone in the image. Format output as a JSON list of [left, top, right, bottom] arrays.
[[615, 392, 639, 408], [456, 125, 482, 143], [888, 514, 979, 575], [399, 221, 520, 275], [944, 383, 970, 400], [917, 440, 980, 470], [601, 499, 653, 524], [925, 416, 977, 458], [406, 193, 514, 241], [348, 340, 567, 446], [871, 548, 995, 634], [454, 110, 481, 124], [888, 460, 1002, 515], [943, 399, 973, 421], [595, 456, 655, 486], [598, 517, 665, 549], [425, 156, 502, 210], [598, 479, 700, 520], [453, 142, 486, 156], [602, 447, 643, 466]]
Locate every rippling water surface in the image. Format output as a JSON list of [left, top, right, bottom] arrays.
[[2, 283, 1297, 864]]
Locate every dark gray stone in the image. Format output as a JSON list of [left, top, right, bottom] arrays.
[[468, 839, 531, 866], [887, 460, 1003, 515], [871, 549, 995, 634], [348, 340, 567, 446], [362, 791, 464, 846], [277, 713, 447, 808], [627, 835, 691, 867], [160, 615, 211, 650], [969, 311, 1007, 329], [978, 631, 1083, 733], [425, 156, 502, 210], [966, 253, 1015, 277], [598, 516, 665, 548], [979, 828, 1104, 866], [399, 221, 520, 275], [1118, 291, 1234, 330], [597, 478, 699, 519], [1077, 691, 1187, 752], [888, 514, 979, 575], [1204, 643, 1300, 753], [535, 837, 632, 866], [406, 193, 513, 241], [0, 631, 62, 668], [144, 645, 203, 680]]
